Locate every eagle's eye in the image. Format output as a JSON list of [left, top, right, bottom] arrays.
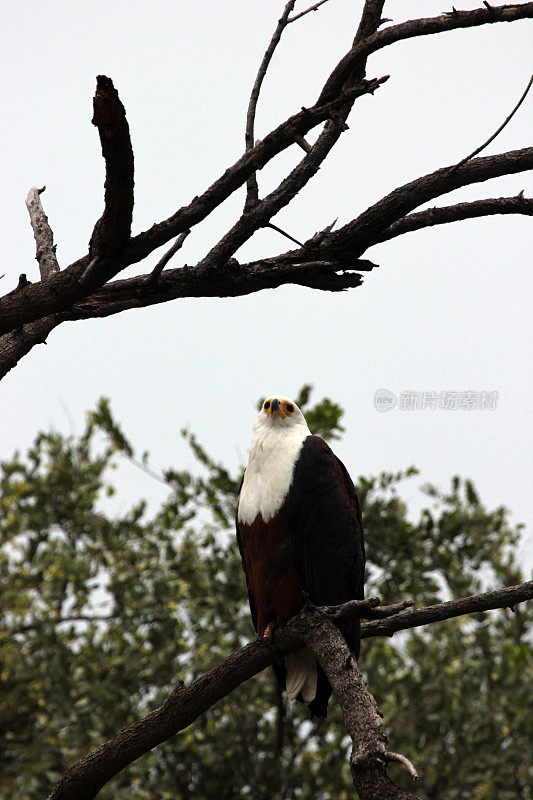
[[264, 401, 271, 410], [286, 404, 294, 413]]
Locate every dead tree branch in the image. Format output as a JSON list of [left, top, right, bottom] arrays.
[[1, 3, 531, 382], [87, 75, 134, 261], [316, 147, 533, 259], [452, 71, 533, 170], [1, 5, 532, 352], [244, 1, 297, 211], [375, 194, 533, 242], [288, 0, 331, 24], [318, 4, 533, 104], [25, 187, 60, 280], [304, 613, 422, 800], [145, 229, 190, 288], [47, 581, 532, 800]]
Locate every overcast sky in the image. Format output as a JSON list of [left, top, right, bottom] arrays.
[[1, 1, 532, 571]]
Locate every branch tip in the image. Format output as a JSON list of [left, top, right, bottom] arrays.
[[383, 750, 419, 780]]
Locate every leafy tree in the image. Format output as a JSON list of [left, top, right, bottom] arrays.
[[1, 391, 530, 799]]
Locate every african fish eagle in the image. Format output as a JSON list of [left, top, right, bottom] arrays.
[[236, 395, 365, 717]]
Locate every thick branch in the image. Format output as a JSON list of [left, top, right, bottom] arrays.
[[47, 582, 532, 800], [20, 182, 532, 331], [88, 75, 134, 261], [318, 3, 533, 104], [375, 194, 533, 242], [25, 187, 60, 280], [64, 258, 377, 321], [317, 147, 533, 259], [304, 615, 421, 800], [0, 316, 60, 380]]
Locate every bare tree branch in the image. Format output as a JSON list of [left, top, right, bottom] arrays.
[[361, 581, 532, 639], [199, 74, 389, 271], [317, 147, 533, 258], [1, 145, 531, 379], [304, 613, 422, 799], [25, 187, 60, 280], [244, 1, 297, 212], [375, 194, 533, 242], [145, 229, 190, 288], [0, 86, 379, 336], [0, 189, 64, 380], [318, 3, 533, 104], [87, 75, 134, 262], [63, 256, 377, 323], [452, 71, 533, 169], [2, 5, 532, 344], [47, 581, 532, 800], [0, 316, 60, 380], [288, 0, 331, 24]]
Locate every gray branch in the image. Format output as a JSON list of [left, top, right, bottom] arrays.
[[25, 187, 60, 280]]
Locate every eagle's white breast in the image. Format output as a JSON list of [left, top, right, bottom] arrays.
[[237, 421, 309, 525]]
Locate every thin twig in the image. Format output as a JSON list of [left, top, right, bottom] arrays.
[[383, 751, 420, 780], [288, 0, 331, 24], [267, 223, 304, 247], [452, 72, 533, 170], [244, 1, 297, 211], [79, 256, 101, 286], [145, 230, 190, 288], [294, 135, 313, 152]]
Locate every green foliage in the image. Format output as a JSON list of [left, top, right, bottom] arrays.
[[0, 388, 531, 799]]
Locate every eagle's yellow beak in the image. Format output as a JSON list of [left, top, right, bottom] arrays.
[[269, 398, 289, 419]]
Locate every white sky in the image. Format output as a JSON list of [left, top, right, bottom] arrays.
[[1, 2, 532, 571]]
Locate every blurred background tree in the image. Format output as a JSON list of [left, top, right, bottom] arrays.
[[1, 389, 531, 800]]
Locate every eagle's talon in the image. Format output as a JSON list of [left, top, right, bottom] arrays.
[[263, 622, 275, 639]]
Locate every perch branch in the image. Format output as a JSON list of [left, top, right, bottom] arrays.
[[47, 581, 532, 800], [304, 612, 422, 799]]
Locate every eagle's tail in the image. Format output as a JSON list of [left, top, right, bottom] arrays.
[[285, 648, 317, 703]]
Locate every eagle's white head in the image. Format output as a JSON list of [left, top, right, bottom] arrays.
[[253, 394, 309, 436], [238, 395, 311, 524]]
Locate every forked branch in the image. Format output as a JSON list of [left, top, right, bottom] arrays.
[[47, 581, 532, 800]]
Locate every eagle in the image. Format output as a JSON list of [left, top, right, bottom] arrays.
[[236, 395, 365, 717]]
